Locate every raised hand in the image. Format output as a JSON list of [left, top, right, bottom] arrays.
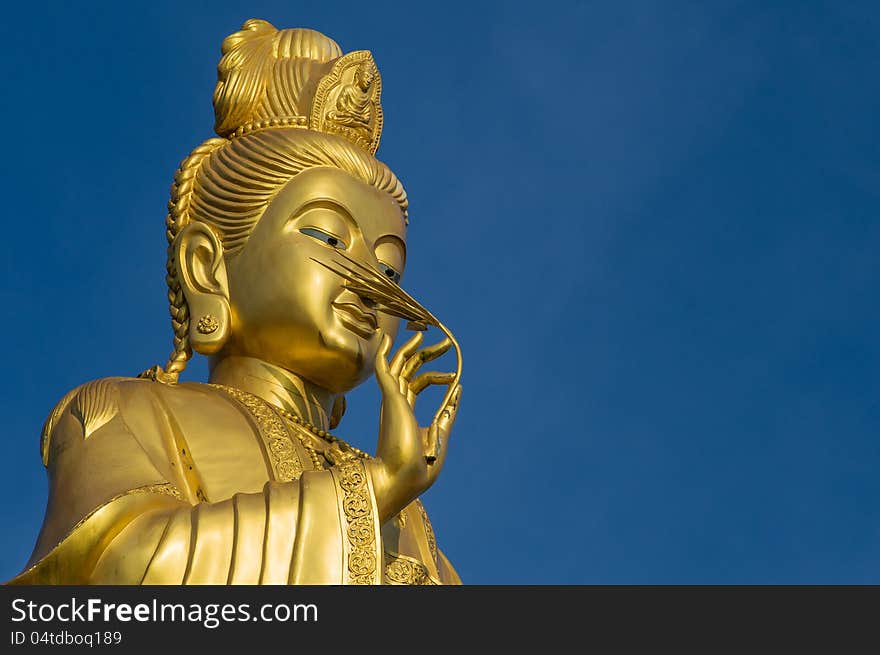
[[368, 331, 462, 524]]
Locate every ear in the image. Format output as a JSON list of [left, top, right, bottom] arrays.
[[174, 222, 231, 355]]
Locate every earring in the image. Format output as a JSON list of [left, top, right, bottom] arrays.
[[197, 314, 219, 334], [189, 302, 229, 355]]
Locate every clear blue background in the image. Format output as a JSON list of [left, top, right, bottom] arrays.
[[1, 1, 878, 584]]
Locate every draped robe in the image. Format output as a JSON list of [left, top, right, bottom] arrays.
[[10, 378, 459, 585]]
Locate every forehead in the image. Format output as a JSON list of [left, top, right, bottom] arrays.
[[268, 166, 406, 242]]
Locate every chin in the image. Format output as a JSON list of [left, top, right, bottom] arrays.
[[301, 325, 378, 393]]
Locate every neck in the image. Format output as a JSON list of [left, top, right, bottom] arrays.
[[208, 356, 334, 430]]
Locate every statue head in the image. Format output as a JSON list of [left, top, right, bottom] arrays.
[[355, 61, 376, 91], [147, 19, 408, 395]]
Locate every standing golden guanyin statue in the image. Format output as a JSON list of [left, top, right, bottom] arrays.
[[10, 19, 463, 585]]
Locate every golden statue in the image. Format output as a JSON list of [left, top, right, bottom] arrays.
[[10, 19, 462, 585]]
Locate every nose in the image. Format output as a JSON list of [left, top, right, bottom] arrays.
[[341, 244, 382, 309]]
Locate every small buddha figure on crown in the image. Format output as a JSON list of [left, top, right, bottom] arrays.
[[328, 60, 378, 130]]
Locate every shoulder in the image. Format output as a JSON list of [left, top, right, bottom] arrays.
[[40, 377, 140, 466], [39, 377, 244, 465]]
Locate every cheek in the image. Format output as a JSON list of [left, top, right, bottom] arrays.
[[291, 264, 338, 313], [268, 244, 339, 311], [230, 241, 341, 335]]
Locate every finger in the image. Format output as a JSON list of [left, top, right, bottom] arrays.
[[424, 421, 441, 464], [377, 330, 392, 359], [401, 337, 452, 382], [409, 371, 456, 396], [389, 331, 423, 377], [426, 384, 461, 464], [436, 383, 462, 434], [406, 371, 454, 408], [374, 333, 397, 395]]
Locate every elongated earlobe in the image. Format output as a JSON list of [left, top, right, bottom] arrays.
[[174, 223, 231, 355], [189, 299, 231, 354]]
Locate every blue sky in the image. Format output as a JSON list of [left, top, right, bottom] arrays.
[[1, 1, 878, 583]]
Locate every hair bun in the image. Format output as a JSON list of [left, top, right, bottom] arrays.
[[213, 19, 343, 137], [219, 19, 277, 56]]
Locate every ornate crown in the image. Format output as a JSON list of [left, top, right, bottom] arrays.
[[212, 19, 384, 155]]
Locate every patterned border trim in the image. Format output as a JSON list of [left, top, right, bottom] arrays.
[[415, 500, 438, 564], [335, 461, 378, 584], [130, 483, 183, 501], [384, 551, 440, 586], [211, 385, 304, 482]]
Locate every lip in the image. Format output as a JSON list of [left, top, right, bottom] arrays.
[[332, 301, 378, 338]]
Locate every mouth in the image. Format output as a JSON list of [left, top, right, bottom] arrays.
[[331, 300, 378, 339]]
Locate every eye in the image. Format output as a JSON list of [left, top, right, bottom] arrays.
[[299, 227, 347, 249], [379, 262, 402, 284]]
